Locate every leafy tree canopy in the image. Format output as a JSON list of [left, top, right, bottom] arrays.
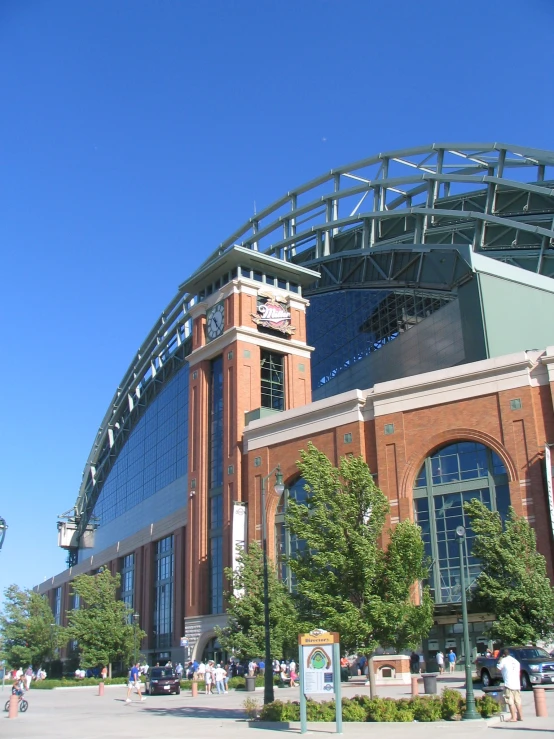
[[67, 568, 145, 670], [285, 443, 433, 654], [465, 499, 554, 644], [0, 584, 64, 668], [215, 541, 298, 660]]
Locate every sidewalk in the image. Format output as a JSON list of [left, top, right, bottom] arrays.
[[2, 677, 554, 739]]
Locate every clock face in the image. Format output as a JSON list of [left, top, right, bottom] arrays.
[[206, 302, 225, 341]]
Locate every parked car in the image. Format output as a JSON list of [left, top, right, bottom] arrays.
[[145, 667, 181, 695], [475, 647, 554, 690]]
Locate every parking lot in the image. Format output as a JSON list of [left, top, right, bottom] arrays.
[[3, 677, 554, 739]]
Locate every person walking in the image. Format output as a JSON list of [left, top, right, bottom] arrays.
[[198, 660, 206, 684], [289, 665, 298, 687], [280, 660, 288, 686], [126, 662, 146, 703], [410, 651, 420, 675], [205, 661, 214, 694], [436, 650, 445, 675], [24, 666, 33, 690], [497, 649, 523, 722], [448, 649, 456, 673], [214, 663, 226, 694]]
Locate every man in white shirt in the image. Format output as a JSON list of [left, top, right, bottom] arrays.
[[214, 664, 226, 694], [497, 649, 523, 722]]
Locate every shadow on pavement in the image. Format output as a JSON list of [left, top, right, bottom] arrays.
[[490, 729, 554, 733], [144, 704, 247, 720]]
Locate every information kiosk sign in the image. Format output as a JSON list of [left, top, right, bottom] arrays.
[[298, 630, 342, 734]]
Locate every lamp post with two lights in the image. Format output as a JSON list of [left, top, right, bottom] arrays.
[[133, 613, 140, 665], [455, 526, 480, 721]]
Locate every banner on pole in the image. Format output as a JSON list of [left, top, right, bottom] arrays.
[[232, 502, 247, 597], [545, 445, 554, 539]]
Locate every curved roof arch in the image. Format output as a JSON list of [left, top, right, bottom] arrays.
[[64, 143, 554, 550]]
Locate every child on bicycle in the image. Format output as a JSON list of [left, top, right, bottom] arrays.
[[12, 677, 25, 697]]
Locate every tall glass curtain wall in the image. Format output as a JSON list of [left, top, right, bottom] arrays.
[[307, 290, 453, 390], [209, 356, 224, 614], [91, 367, 189, 527], [275, 478, 309, 591], [414, 442, 509, 604], [121, 553, 135, 615], [153, 536, 174, 650]]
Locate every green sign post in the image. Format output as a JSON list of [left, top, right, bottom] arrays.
[[298, 630, 342, 734]]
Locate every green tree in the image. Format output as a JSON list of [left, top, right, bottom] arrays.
[[215, 541, 298, 660], [0, 584, 64, 668], [285, 443, 433, 654], [66, 569, 145, 674], [465, 499, 554, 644]]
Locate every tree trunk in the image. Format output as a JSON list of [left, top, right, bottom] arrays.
[[368, 655, 377, 698], [108, 663, 112, 679]]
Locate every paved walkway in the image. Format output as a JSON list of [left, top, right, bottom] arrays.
[[2, 677, 554, 739]]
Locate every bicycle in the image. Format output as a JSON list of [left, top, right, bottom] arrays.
[[4, 692, 28, 712]]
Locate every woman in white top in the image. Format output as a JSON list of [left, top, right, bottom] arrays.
[[204, 661, 214, 694]]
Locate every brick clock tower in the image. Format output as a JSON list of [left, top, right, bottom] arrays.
[[181, 246, 319, 652]]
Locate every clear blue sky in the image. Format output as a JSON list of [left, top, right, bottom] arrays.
[[1, 0, 552, 600]]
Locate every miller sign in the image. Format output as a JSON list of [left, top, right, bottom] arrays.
[[252, 290, 295, 335]]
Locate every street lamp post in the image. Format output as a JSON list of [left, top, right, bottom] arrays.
[[455, 526, 480, 720], [0, 517, 7, 552], [133, 613, 140, 665], [261, 465, 285, 705]]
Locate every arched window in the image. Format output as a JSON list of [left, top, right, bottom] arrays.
[[274, 477, 309, 591], [202, 636, 225, 665], [414, 441, 510, 604]]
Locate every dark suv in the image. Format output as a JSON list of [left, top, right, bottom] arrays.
[[145, 667, 181, 695]]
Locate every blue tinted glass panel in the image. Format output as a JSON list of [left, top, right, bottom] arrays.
[[154, 536, 174, 649], [209, 356, 224, 489], [91, 366, 189, 526], [209, 535, 223, 614]]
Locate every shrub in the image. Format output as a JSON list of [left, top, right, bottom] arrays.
[[31, 677, 129, 690], [365, 697, 399, 722], [259, 693, 473, 723], [243, 696, 261, 720], [260, 699, 301, 721], [31, 677, 127, 690], [341, 698, 367, 722], [307, 699, 335, 721], [395, 698, 415, 722], [475, 694, 501, 718], [411, 696, 443, 722], [441, 687, 464, 719]]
